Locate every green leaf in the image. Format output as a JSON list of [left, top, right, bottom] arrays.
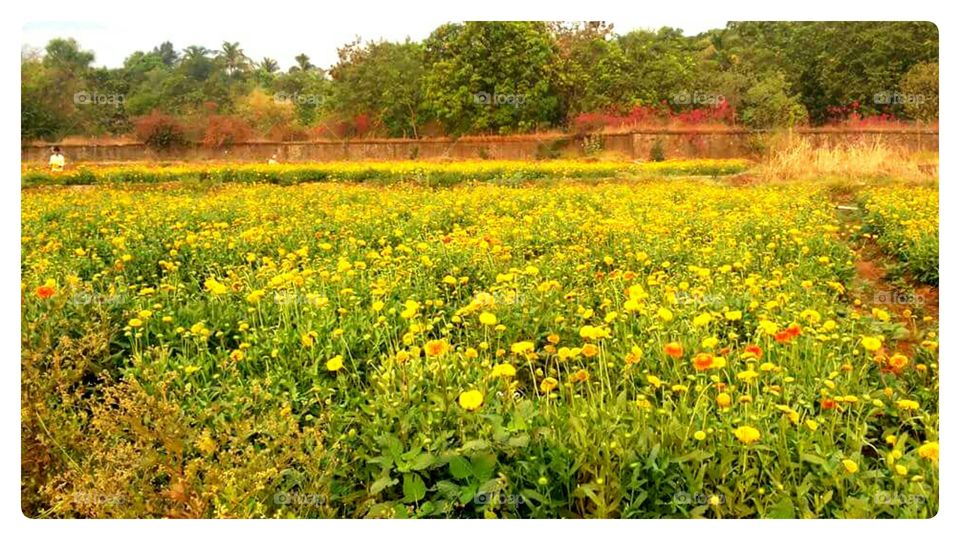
[[449, 456, 472, 480], [402, 473, 427, 503], [410, 453, 436, 471], [370, 475, 398, 495], [766, 497, 796, 519]]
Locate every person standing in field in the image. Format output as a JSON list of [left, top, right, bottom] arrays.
[[49, 146, 65, 172]]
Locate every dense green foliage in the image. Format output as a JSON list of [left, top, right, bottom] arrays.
[[21, 21, 938, 141]]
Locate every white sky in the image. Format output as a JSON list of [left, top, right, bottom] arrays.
[[21, 17, 727, 72]]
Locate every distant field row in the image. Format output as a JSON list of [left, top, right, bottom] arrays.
[[21, 159, 752, 187]]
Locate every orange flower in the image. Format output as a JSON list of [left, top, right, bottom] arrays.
[[36, 284, 56, 299], [692, 352, 715, 371], [581, 343, 599, 358], [664, 342, 683, 359], [744, 344, 762, 359], [820, 398, 838, 411], [424, 339, 450, 357], [571, 369, 590, 383], [887, 353, 909, 373]]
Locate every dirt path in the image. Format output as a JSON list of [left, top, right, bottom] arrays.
[[830, 190, 938, 354]]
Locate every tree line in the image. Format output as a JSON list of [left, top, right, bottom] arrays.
[[21, 21, 938, 145]]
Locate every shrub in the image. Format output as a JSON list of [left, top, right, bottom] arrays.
[[649, 138, 666, 161], [133, 112, 187, 151], [900, 62, 938, 123], [202, 115, 253, 148], [739, 73, 808, 129]]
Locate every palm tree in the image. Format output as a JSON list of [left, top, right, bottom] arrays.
[[219, 41, 250, 75], [293, 53, 314, 72], [259, 57, 279, 74], [182, 45, 210, 62]]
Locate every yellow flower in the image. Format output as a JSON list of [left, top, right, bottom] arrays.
[[895, 464, 908, 476], [458, 390, 484, 411], [479, 311, 498, 326], [861, 336, 883, 352], [326, 355, 344, 372], [128, 318, 143, 328], [694, 430, 706, 441], [724, 310, 742, 321], [204, 277, 228, 295], [425, 339, 450, 357], [540, 377, 559, 393], [895, 399, 920, 411], [733, 425, 760, 444], [805, 419, 819, 431], [716, 392, 732, 408], [657, 307, 674, 322], [581, 343, 599, 357], [510, 341, 535, 354], [490, 363, 517, 378], [918, 441, 939, 463], [692, 312, 712, 327], [841, 459, 858, 474], [646, 375, 662, 389]]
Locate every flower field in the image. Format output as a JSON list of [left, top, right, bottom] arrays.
[[19, 158, 750, 188], [21, 175, 938, 518], [860, 186, 939, 286]]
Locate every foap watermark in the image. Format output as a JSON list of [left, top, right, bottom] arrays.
[[69, 291, 128, 306], [474, 491, 526, 507], [273, 491, 325, 507], [873, 491, 927, 506], [670, 90, 726, 107], [274, 91, 324, 106], [473, 91, 526, 107], [874, 290, 924, 307], [668, 491, 726, 506], [73, 91, 125, 106], [873, 91, 928, 106], [72, 490, 125, 507]]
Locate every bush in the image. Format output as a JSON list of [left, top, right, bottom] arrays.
[[202, 115, 253, 148], [900, 62, 938, 123], [133, 112, 187, 151], [649, 138, 666, 161], [739, 72, 808, 129]]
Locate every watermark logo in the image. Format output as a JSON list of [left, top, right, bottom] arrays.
[[873, 91, 927, 106], [72, 490, 125, 507], [473, 91, 526, 107], [273, 491, 325, 507], [474, 491, 526, 507], [669, 491, 726, 506], [671, 91, 726, 107], [274, 91, 324, 105], [74, 91, 125, 106], [873, 290, 924, 306], [873, 491, 926, 506]]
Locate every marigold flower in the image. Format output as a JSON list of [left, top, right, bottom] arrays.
[[664, 342, 683, 359], [510, 341, 535, 354], [917, 442, 940, 463], [540, 377, 559, 393], [425, 339, 450, 357], [693, 352, 715, 371], [326, 355, 344, 372], [842, 459, 859, 474], [458, 390, 484, 411], [478, 312, 497, 326], [490, 363, 517, 378], [36, 284, 56, 299], [733, 425, 760, 444], [861, 336, 883, 352]]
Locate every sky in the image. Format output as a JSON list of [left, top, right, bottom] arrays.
[[21, 18, 728, 72]]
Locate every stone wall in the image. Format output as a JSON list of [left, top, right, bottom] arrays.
[[21, 129, 938, 163]]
